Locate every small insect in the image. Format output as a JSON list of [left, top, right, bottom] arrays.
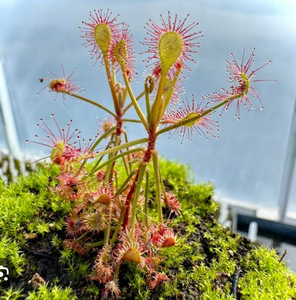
[[39, 78, 44, 83]]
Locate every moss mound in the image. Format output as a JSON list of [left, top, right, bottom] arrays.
[[0, 160, 295, 299]]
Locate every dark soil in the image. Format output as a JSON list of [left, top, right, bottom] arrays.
[[149, 211, 253, 300], [6, 205, 253, 300]]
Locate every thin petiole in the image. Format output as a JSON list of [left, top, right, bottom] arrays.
[[123, 90, 145, 114], [114, 171, 119, 191], [156, 96, 239, 136], [123, 130, 132, 172], [150, 72, 167, 130], [110, 206, 126, 247], [152, 150, 163, 224], [122, 118, 142, 123], [105, 134, 120, 183], [115, 170, 138, 196], [75, 126, 116, 176], [123, 72, 148, 130], [121, 150, 130, 176], [90, 147, 145, 175], [95, 138, 149, 158], [130, 162, 148, 230], [144, 170, 150, 227], [89, 138, 116, 175], [145, 80, 151, 124], [62, 91, 116, 118], [86, 240, 105, 249], [91, 126, 116, 151], [160, 172, 169, 207], [104, 56, 120, 115]]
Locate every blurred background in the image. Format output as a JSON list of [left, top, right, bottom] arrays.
[[1, 0, 296, 266]]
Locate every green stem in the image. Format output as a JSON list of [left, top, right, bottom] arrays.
[[160, 172, 169, 207], [115, 170, 137, 196], [121, 150, 130, 176], [162, 67, 181, 115], [152, 150, 163, 223], [91, 126, 116, 151], [89, 156, 104, 176], [144, 170, 150, 227], [86, 240, 104, 249], [145, 81, 151, 125], [123, 90, 145, 114], [115, 170, 119, 190], [122, 118, 142, 123], [123, 130, 132, 172], [156, 96, 238, 136], [103, 136, 120, 245], [123, 87, 128, 107], [89, 140, 113, 175], [62, 91, 116, 118], [130, 162, 148, 230], [75, 231, 88, 243], [104, 56, 120, 115], [110, 206, 126, 247], [75, 126, 116, 176], [150, 72, 167, 130], [105, 135, 120, 183], [91, 148, 144, 175], [122, 72, 148, 130], [104, 202, 112, 245], [96, 138, 149, 158]]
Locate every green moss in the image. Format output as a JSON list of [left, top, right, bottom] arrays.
[[0, 237, 26, 278], [0, 288, 24, 300], [59, 249, 90, 281], [26, 285, 76, 300], [239, 247, 296, 300], [121, 264, 151, 299], [0, 285, 76, 300], [0, 166, 71, 240], [0, 160, 295, 299], [85, 285, 100, 297]]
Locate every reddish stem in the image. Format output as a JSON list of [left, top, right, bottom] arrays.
[[122, 130, 156, 229], [116, 114, 123, 136], [143, 130, 156, 162]]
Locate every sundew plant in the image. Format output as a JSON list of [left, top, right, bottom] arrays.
[[28, 9, 273, 299]]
